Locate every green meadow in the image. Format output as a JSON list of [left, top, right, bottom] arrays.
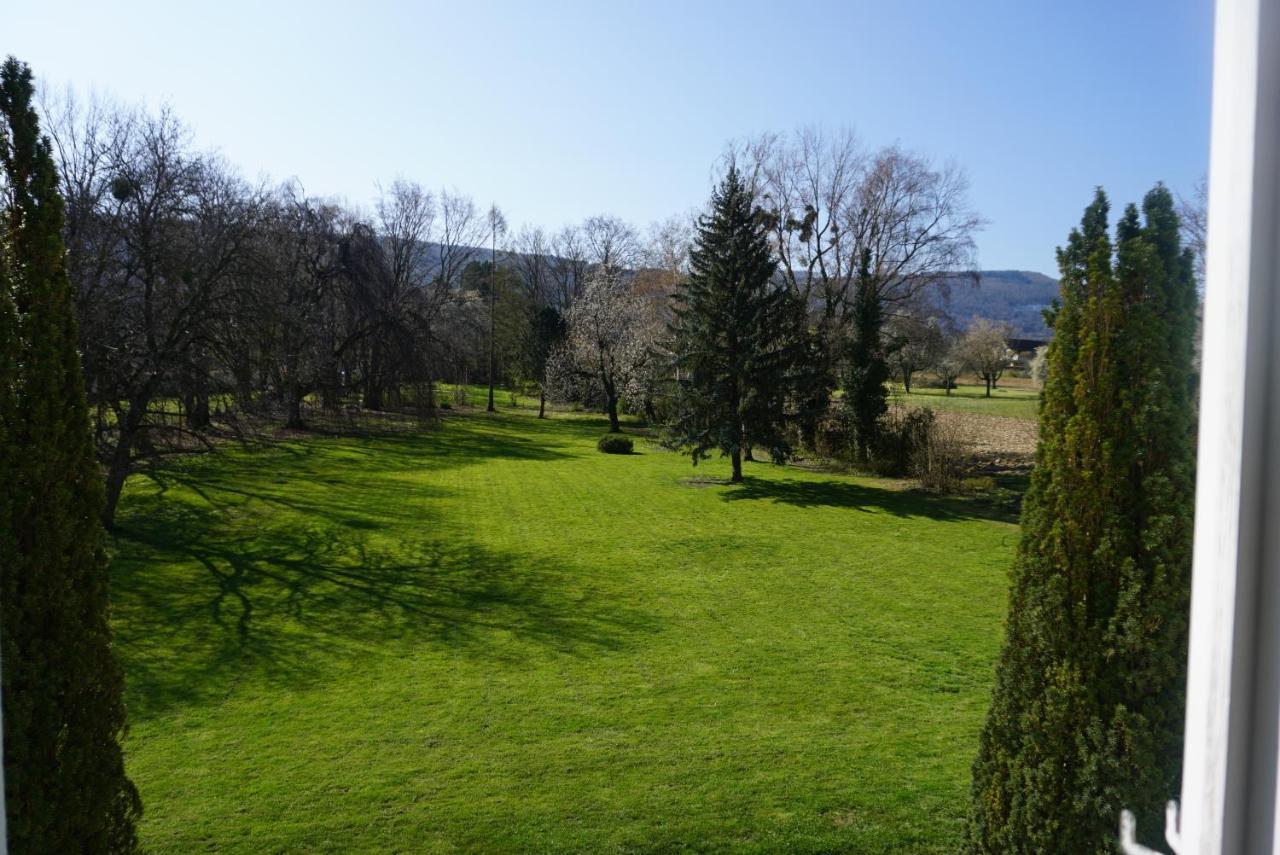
[[889, 382, 1040, 420], [111, 402, 1017, 852]]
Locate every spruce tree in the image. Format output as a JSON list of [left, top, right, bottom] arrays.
[[842, 249, 890, 463], [967, 187, 1196, 853], [666, 166, 800, 482], [0, 57, 141, 852]]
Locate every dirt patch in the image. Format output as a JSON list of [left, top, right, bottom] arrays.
[[937, 410, 1038, 473], [680, 476, 733, 488]]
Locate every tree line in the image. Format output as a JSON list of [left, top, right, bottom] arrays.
[[37, 90, 996, 524], [38, 89, 698, 527]]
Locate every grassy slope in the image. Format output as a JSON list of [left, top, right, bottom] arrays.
[[112, 404, 1016, 853]]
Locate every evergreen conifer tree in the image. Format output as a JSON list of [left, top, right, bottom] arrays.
[[841, 248, 890, 463], [0, 56, 141, 852], [666, 166, 801, 482], [967, 187, 1196, 853]]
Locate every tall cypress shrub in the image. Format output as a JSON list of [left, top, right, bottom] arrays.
[[966, 187, 1196, 853], [842, 248, 890, 463], [0, 56, 141, 852], [666, 165, 801, 482]]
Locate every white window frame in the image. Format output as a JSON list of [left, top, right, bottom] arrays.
[[1171, 0, 1280, 851]]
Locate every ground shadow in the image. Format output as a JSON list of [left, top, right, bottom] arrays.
[[112, 444, 655, 723], [720, 475, 1021, 524]]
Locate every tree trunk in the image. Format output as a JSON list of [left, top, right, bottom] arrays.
[[321, 361, 341, 412], [102, 394, 156, 530], [365, 347, 383, 410], [731, 449, 743, 483], [102, 429, 135, 531], [285, 388, 306, 429], [538, 388, 546, 419], [487, 242, 496, 412], [903, 370, 913, 394], [606, 394, 620, 432], [985, 375, 993, 397], [185, 390, 210, 431]]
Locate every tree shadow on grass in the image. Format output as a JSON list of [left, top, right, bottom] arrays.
[[131, 412, 580, 527], [112, 485, 656, 724], [719, 475, 1020, 524]]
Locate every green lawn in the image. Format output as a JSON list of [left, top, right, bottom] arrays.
[[111, 404, 1016, 852], [890, 382, 1040, 420]]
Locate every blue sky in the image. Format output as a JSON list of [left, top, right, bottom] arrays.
[[11, 0, 1213, 274]]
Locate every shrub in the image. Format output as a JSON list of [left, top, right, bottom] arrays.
[[958, 475, 997, 494], [912, 414, 966, 493], [870, 406, 937, 477], [831, 405, 968, 491], [812, 405, 851, 458], [596, 434, 634, 454]]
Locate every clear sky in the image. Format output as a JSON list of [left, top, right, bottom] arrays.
[[10, 0, 1213, 274]]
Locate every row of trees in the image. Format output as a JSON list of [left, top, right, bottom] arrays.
[[543, 129, 988, 473], [36, 97, 997, 523], [887, 315, 1017, 397], [37, 89, 703, 527]]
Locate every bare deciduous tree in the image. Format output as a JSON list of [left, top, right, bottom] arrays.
[[743, 127, 982, 348], [886, 312, 947, 393], [957, 317, 1014, 397], [510, 224, 556, 307], [549, 224, 589, 308], [1177, 176, 1207, 286], [433, 187, 485, 290], [582, 213, 641, 271], [254, 182, 359, 428], [934, 342, 966, 396], [50, 102, 261, 526]]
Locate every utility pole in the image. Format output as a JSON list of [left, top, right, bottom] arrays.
[[487, 205, 505, 413]]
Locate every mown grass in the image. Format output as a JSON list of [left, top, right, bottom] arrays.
[[890, 382, 1040, 420], [111, 402, 1017, 853]]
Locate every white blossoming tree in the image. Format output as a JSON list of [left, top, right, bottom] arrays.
[[547, 268, 652, 432]]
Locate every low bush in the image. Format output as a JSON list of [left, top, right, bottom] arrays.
[[812, 407, 851, 458], [597, 434, 634, 454], [804, 402, 968, 492], [871, 407, 937, 477], [958, 475, 997, 494], [912, 413, 967, 493]]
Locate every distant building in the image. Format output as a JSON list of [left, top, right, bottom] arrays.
[[1006, 337, 1048, 372]]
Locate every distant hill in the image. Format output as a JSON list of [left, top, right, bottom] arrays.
[[931, 270, 1059, 339], [411, 240, 1061, 341]]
